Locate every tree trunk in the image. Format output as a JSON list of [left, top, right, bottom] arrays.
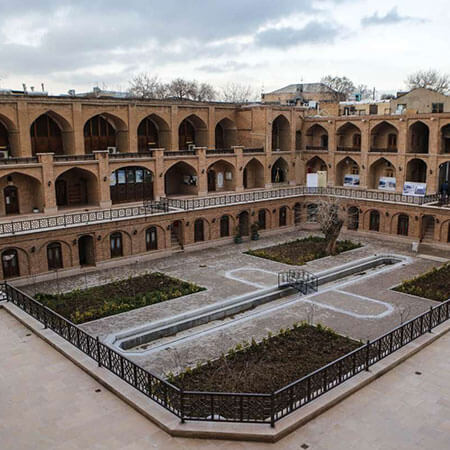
[[325, 219, 344, 255]]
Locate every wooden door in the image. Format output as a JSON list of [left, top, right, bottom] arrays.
[[4, 186, 19, 214], [55, 180, 67, 206]]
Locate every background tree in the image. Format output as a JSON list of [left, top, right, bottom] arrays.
[[316, 198, 345, 255], [195, 82, 217, 102], [355, 84, 372, 100], [167, 78, 198, 100], [406, 69, 450, 94], [221, 82, 255, 103], [320, 75, 356, 101], [129, 73, 166, 99]]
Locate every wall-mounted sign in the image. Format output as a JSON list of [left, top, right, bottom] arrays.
[[343, 174, 360, 187], [378, 177, 396, 191], [403, 181, 426, 197]]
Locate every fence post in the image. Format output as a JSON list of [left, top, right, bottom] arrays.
[[428, 306, 433, 333], [180, 389, 185, 423], [270, 393, 275, 428], [365, 340, 370, 371], [96, 336, 101, 367]]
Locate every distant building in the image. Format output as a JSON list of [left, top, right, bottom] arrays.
[[390, 88, 450, 114], [262, 83, 343, 106], [339, 99, 391, 116]]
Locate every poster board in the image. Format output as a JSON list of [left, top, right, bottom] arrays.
[[378, 177, 396, 191], [343, 174, 360, 187], [402, 182, 426, 196]]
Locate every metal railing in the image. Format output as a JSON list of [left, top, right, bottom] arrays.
[[243, 147, 264, 153], [278, 269, 319, 295], [54, 154, 96, 162], [164, 150, 196, 157], [0, 187, 443, 236], [2, 282, 449, 426], [109, 152, 154, 159], [206, 148, 235, 155], [337, 146, 361, 152], [0, 200, 170, 236], [305, 146, 328, 151], [0, 156, 39, 165], [369, 147, 398, 153]]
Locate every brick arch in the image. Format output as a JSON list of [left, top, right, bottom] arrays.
[[0, 112, 18, 131], [243, 157, 264, 189], [370, 120, 399, 134], [178, 114, 208, 149], [54, 165, 99, 179], [390, 212, 410, 235], [140, 223, 167, 252], [439, 219, 450, 242], [0, 246, 31, 278], [29, 109, 73, 132], [83, 112, 128, 131], [109, 162, 155, 175], [137, 113, 171, 151], [368, 157, 396, 189], [164, 159, 197, 174], [0, 169, 42, 184], [337, 121, 362, 134], [103, 229, 133, 258], [256, 207, 272, 229], [193, 216, 211, 241]]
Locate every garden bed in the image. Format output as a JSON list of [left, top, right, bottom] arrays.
[[170, 323, 360, 393], [35, 272, 205, 324], [246, 235, 362, 265], [393, 263, 450, 302]]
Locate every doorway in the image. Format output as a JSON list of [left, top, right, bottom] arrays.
[[238, 211, 249, 236], [55, 179, 68, 206], [78, 235, 95, 266], [4, 186, 19, 214], [2, 249, 19, 278], [207, 170, 216, 192]]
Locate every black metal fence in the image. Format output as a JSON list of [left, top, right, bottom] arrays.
[[2, 281, 449, 426], [278, 269, 319, 295]]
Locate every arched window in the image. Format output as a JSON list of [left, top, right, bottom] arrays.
[[397, 215, 409, 236], [279, 206, 287, 227], [307, 204, 318, 223], [2, 249, 19, 279], [369, 211, 380, 232], [258, 210, 266, 230], [294, 203, 301, 225], [194, 219, 204, 242], [84, 115, 116, 153], [110, 232, 123, 258], [146, 227, 158, 251], [220, 216, 230, 237], [47, 242, 63, 270], [347, 207, 359, 231]]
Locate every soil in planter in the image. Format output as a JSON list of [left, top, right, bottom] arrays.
[[171, 324, 360, 393], [394, 263, 450, 302], [246, 235, 361, 265], [35, 272, 205, 324]]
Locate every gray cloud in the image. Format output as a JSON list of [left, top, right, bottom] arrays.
[[197, 60, 263, 74], [255, 21, 343, 48], [361, 7, 425, 27]]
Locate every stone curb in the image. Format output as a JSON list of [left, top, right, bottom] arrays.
[[2, 300, 449, 443]]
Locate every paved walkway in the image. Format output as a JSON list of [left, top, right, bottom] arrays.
[[1, 308, 450, 449]]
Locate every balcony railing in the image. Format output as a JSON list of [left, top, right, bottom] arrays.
[[164, 150, 196, 157], [109, 152, 154, 159], [0, 188, 442, 237], [370, 147, 398, 153], [337, 146, 361, 152], [306, 146, 328, 151], [0, 157, 39, 165], [206, 148, 235, 155], [243, 147, 264, 153], [54, 154, 96, 162]]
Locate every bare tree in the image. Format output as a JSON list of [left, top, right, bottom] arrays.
[[316, 197, 345, 255], [355, 84, 372, 100], [129, 73, 166, 99], [194, 82, 217, 102], [406, 69, 450, 94], [221, 82, 255, 103], [167, 78, 198, 100], [321, 75, 356, 101]]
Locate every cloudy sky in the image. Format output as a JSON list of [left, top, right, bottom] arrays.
[[0, 0, 448, 96]]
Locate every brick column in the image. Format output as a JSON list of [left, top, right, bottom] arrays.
[[72, 102, 85, 155], [170, 105, 178, 150], [360, 120, 370, 188], [128, 104, 138, 153], [208, 106, 215, 149], [328, 120, 336, 186], [196, 147, 207, 196], [93, 150, 112, 208], [16, 101, 32, 157], [37, 153, 57, 214], [153, 148, 165, 199], [233, 146, 244, 192], [428, 117, 439, 193]]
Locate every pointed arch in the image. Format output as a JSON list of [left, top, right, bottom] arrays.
[[55, 167, 99, 208], [370, 121, 398, 152], [440, 123, 450, 154], [272, 115, 291, 151], [306, 156, 327, 173], [408, 121, 429, 154], [337, 122, 361, 151], [243, 158, 264, 189], [0, 113, 19, 157], [336, 157, 360, 186], [207, 159, 236, 192], [83, 113, 128, 154], [368, 157, 396, 189], [306, 124, 328, 150], [406, 158, 427, 183], [215, 117, 237, 149], [110, 166, 154, 204], [137, 113, 170, 151], [178, 114, 208, 149], [271, 157, 289, 184], [164, 161, 198, 196], [30, 112, 73, 155]]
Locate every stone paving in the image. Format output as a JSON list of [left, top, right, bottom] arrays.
[[1, 308, 449, 449], [19, 230, 445, 376]]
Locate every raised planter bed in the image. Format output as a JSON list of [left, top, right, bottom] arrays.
[[35, 272, 205, 324], [246, 235, 362, 265]]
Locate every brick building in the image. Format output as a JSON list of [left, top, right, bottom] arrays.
[[0, 92, 449, 280]]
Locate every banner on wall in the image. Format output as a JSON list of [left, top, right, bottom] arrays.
[[402, 181, 426, 197], [307, 171, 327, 188], [343, 174, 360, 187], [378, 177, 396, 191]]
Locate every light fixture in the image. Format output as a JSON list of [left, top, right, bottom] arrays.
[[103, 176, 107, 182], [133, 229, 137, 235], [30, 246, 35, 253], [47, 180, 52, 187], [97, 235, 102, 241]]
